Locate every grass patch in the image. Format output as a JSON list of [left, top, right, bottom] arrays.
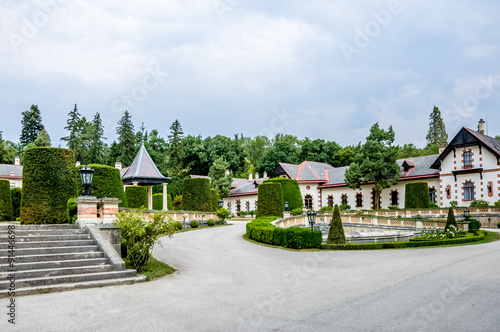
[[124, 256, 175, 281]]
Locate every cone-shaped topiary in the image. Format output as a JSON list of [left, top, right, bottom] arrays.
[[0, 180, 14, 221], [327, 204, 346, 245], [445, 206, 457, 231]]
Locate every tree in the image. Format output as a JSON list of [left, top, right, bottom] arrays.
[[326, 204, 346, 245], [445, 207, 457, 231], [87, 112, 107, 164], [116, 110, 136, 167], [0, 131, 5, 163], [344, 123, 400, 210], [243, 135, 270, 166], [208, 157, 232, 198], [299, 138, 341, 164], [166, 119, 184, 176], [426, 106, 448, 148], [20, 105, 44, 145], [61, 104, 82, 153], [205, 135, 246, 176], [257, 134, 300, 175], [145, 129, 167, 175]]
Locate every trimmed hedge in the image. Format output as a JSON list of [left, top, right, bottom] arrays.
[[152, 193, 173, 211], [405, 182, 431, 209], [76, 164, 127, 207], [126, 186, 148, 209], [190, 220, 199, 228], [264, 178, 303, 211], [207, 219, 216, 227], [0, 180, 13, 221], [326, 204, 346, 245], [11, 187, 21, 219], [182, 178, 212, 212], [246, 217, 322, 249], [468, 219, 481, 230], [210, 189, 219, 212], [67, 197, 78, 224], [445, 206, 457, 231], [21, 148, 77, 224], [256, 182, 283, 218]]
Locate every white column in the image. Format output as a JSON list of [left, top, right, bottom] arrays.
[[148, 186, 153, 210], [163, 183, 168, 211]]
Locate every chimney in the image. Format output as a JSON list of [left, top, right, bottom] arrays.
[[248, 173, 253, 181], [14, 156, 20, 166], [478, 119, 486, 135], [115, 162, 122, 170], [263, 171, 268, 178], [439, 146, 447, 154], [75, 161, 81, 167]]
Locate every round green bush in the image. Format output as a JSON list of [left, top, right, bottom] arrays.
[[173, 221, 183, 231], [0, 180, 14, 221], [468, 219, 481, 230], [21, 148, 77, 224], [207, 219, 216, 227], [497, 222, 500, 229], [76, 164, 127, 207], [126, 186, 148, 209], [190, 220, 199, 228]]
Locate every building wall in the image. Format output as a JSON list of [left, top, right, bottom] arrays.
[[0, 177, 22, 188], [224, 195, 258, 215]]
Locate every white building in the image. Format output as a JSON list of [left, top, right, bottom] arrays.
[[0, 156, 22, 188]]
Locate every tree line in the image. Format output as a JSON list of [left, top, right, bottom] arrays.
[[0, 104, 448, 198]]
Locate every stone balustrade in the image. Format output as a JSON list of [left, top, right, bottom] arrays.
[[118, 208, 218, 222]]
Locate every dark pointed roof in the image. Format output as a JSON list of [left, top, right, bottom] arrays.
[[272, 161, 335, 183], [122, 144, 170, 185], [431, 127, 500, 169]]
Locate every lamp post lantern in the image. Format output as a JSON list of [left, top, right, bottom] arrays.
[[307, 210, 317, 230], [464, 208, 471, 222], [284, 201, 289, 211], [218, 200, 224, 208], [78, 165, 95, 197]]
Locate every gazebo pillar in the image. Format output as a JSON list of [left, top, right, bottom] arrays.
[[163, 183, 168, 211], [148, 185, 153, 210]]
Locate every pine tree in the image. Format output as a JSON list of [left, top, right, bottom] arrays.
[[326, 204, 346, 245], [87, 112, 106, 164], [0, 131, 5, 163], [166, 119, 184, 176], [20, 105, 45, 145], [61, 104, 82, 153], [116, 110, 136, 167], [25, 129, 51, 150], [208, 157, 232, 198], [445, 207, 457, 231], [426, 106, 448, 148]]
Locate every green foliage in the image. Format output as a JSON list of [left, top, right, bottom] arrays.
[[495, 201, 500, 207], [20, 104, 45, 145], [87, 112, 106, 164], [207, 219, 216, 227], [10, 187, 21, 219], [327, 205, 346, 245], [67, 197, 78, 224], [116, 110, 136, 167], [291, 208, 304, 216], [430, 202, 439, 208], [173, 221, 183, 231], [21, 148, 77, 224], [317, 206, 333, 213], [468, 219, 481, 230], [208, 157, 232, 198], [25, 129, 51, 149], [470, 200, 489, 207], [190, 220, 199, 228], [298, 138, 341, 166], [182, 178, 212, 212], [173, 195, 182, 210], [264, 178, 303, 211], [126, 186, 148, 209], [77, 164, 128, 207], [397, 143, 439, 159], [450, 201, 458, 208], [405, 182, 431, 209], [152, 193, 172, 211], [114, 210, 175, 272], [497, 222, 500, 229], [210, 189, 219, 212], [257, 134, 300, 174], [256, 182, 283, 218], [344, 123, 400, 209], [0, 180, 13, 221], [216, 207, 230, 224], [339, 204, 351, 211], [166, 119, 185, 177], [445, 207, 457, 231], [388, 205, 400, 210], [426, 106, 448, 148]]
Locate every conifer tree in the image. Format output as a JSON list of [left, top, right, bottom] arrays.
[[166, 119, 185, 176], [87, 112, 106, 164], [116, 110, 136, 167], [208, 157, 232, 198], [326, 204, 346, 245], [445, 207, 457, 231], [426, 106, 448, 148], [61, 104, 82, 153], [20, 105, 44, 145]]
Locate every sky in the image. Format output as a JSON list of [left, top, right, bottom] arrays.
[[0, 0, 499, 148]]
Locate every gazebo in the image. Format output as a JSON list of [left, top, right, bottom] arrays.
[[121, 144, 171, 210]]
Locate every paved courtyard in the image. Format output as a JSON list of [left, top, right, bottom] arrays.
[[2, 222, 500, 331]]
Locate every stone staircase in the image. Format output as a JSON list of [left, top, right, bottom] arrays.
[[0, 224, 146, 298]]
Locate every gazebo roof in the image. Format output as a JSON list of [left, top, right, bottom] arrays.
[[122, 144, 170, 185]]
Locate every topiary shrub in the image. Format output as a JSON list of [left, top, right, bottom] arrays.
[[76, 164, 127, 207], [405, 182, 431, 209], [318, 206, 333, 213], [263, 178, 303, 210], [327, 204, 346, 245], [173, 221, 183, 231], [256, 182, 283, 218], [470, 200, 489, 207], [0, 180, 14, 221], [10, 187, 22, 219], [190, 220, 199, 228], [21, 148, 77, 224], [67, 197, 78, 224], [445, 207, 457, 231], [468, 219, 481, 230], [210, 189, 219, 212], [152, 193, 172, 211], [207, 219, 216, 227], [182, 178, 212, 212], [126, 186, 148, 209], [216, 207, 230, 224], [291, 208, 303, 216], [497, 222, 500, 228]]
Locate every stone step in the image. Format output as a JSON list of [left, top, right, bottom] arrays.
[[0, 234, 92, 243], [0, 270, 140, 290], [0, 264, 117, 281], [0, 258, 108, 271], [0, 229, 88, 237], [0, 245, 100, 256], [0, 252, 104, 264], [0, 224, 79, 230], [0, 240, 95, 249], [0, 275, 147, 298]]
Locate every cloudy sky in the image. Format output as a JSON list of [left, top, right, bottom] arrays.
[[0, 0, 499, 148]]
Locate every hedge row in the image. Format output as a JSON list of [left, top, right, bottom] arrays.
[[246, 217, 323, 249], [405, 182, 431, 209], [182, 178, 212, 212], [263, 178, 303, 211], [152, 193, 173, 211], [76, 164, 128, 207], [256, 182, 283, 218], [323, 231, 486, 250], [126, 186, 148, 209], [11, 187, 21, 219], [0, 180, 13, 221]]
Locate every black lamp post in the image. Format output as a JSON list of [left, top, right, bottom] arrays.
[[218, 200, 224, 208], [464, 208, 471, 222], [284, 201, 289, 211], [307, 210, 317, 230], [78, 165, 95, 197]]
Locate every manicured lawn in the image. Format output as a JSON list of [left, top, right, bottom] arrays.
[[124, 256, 175, 281]]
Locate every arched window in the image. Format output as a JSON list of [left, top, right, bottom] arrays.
[[356, 193, 363, 208], [464, 182, 474, 201], [341, 194, 348, 205], [429, 188, 436, 203], [327, 195, 334, 207], [391, 191, 398, 206], [305, 195, 313, 210]]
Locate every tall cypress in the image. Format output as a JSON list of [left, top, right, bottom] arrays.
[[116, 110, 136, 167], [426, 106, 448, 148], [326, 204, 346, 245], [20, 105, 45, 145]]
